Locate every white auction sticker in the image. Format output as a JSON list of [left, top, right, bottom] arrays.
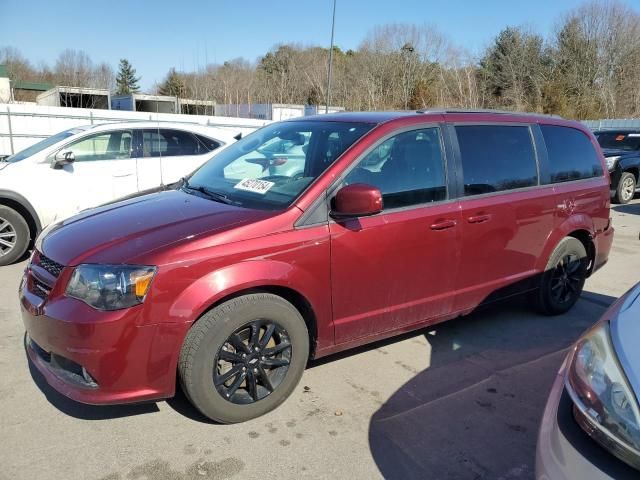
[[233, 178, 275, 194]]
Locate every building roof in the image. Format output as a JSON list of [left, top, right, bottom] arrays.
[[0, 64, 8, 78], [13, 80, 52, 91]]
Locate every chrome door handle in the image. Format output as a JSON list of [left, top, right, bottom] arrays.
[[467, 214, 491, 224], [430, 219, 457, 230]]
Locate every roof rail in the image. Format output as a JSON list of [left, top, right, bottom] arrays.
[[416, 108, 563, 119]]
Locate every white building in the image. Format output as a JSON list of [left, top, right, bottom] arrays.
[[37, 86, 111, 109], [215, 103, 345, 120]]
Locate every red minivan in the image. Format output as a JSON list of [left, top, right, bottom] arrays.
[[20, 110, 614, 423]]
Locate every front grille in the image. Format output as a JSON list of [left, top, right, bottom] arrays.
[[32, 278, 51, 299], [37, 253, 64, 278]]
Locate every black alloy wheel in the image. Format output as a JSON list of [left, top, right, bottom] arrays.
[[533, 236, 588, 316], [549, 253, 584, 306], [214, 320, 292, 404], [178, 293, 309, 423]]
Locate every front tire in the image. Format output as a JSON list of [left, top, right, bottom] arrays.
[[0, 205, 30, 266], [614, 171, 636, 204], [533, 237, 588, 316], [178, 293, 309, 423]]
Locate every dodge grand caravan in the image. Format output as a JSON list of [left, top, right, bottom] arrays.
[[20, 110, 614, 423]]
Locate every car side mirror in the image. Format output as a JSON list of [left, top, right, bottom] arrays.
[[331, 183, 383, 218], [51, 151, 75, 169]]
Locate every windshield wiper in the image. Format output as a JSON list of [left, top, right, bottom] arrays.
[[182, 179, 234, 205]]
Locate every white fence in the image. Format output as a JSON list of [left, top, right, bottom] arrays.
[[582, 118, 640, 131], [0, 103, 270, 157]]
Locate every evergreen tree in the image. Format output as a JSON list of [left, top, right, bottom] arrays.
[[115, 58, 140, 94], [158, 68, 186, 97]]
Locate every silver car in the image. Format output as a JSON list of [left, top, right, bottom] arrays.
[[536, 282, 640, 479]]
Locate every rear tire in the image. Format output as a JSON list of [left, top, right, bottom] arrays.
[[614, 171, 636, 204], [533, 237, 588, 316], [178, 293, 309, 423], [0, 205, 30, 266]]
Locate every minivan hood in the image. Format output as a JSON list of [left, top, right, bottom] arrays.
[[610, 283, 640, 400], [41, 189, 274, 265]]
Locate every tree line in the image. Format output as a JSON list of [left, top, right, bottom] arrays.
[[1, 0, 639, 119]]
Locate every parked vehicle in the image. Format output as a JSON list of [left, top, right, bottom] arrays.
[[536, 282, 640, 479], [0, 122, 237, 265], [594, 130, 640, 204], [20, 110, 614, 423]]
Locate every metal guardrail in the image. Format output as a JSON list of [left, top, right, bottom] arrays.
[[0, 106, 266, 155]]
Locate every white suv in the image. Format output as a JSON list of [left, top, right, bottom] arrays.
[[0, 121, 238, 265]]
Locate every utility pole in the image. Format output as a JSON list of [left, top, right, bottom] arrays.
[[326, 0, 337, 114]]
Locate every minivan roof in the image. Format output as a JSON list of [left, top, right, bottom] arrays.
[[295, 109, 570, 126]]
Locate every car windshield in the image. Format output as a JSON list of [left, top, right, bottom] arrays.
[[5, 128, 80, 163], [595, 131, 640, 151], [185, 120, 374, 210]]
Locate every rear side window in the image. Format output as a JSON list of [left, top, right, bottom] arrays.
[[195, 134, 221, 152], [456, 125, 538, 196], [141, 129, 204, 158], [541, 125, 603, 183]]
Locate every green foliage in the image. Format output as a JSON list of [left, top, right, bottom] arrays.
[[158, 68, 186, 97], [115, 59, 140, 94], [479, 27, 549, 111]]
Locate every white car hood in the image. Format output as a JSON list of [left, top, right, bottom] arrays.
[[0, 158, 38, 184], [611, 283, 640, 400]]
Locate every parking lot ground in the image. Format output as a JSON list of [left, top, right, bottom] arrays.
[[1, 200, 639, 480]]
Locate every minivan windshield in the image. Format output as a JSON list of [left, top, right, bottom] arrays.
[[185, 120, 374, 210], [5, 128, 82, 163], [595, 131, 640, 151]]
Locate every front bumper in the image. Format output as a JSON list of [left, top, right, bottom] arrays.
[[535, 359, 637, 480], [20, 268, 186, 405]]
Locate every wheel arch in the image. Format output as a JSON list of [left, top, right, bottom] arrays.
[[567, 229, 596, 275], [624, 166, 639, 182], [168, 260, 328, 359], [537, 215, 596, 274], [201, 285, 318, 359], [0, 190, 42, 243]]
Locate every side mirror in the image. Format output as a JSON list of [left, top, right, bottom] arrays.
[[331, 183, 383, 218], [51, 151, 75, 169]]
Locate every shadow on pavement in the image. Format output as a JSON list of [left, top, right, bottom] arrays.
[[165, 384, 218, 424], [612, 201, 640, 215], [368, 291, 616, 480]]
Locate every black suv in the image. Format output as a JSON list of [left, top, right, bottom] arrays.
[[594, 130, 640, 204]]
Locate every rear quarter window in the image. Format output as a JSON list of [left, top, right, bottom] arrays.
[[541, 125, 603, 183]]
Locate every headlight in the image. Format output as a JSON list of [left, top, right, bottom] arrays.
[[66, 264, 157, 311], [606, 156, 621, 170], [566, 321, 640, 470]]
